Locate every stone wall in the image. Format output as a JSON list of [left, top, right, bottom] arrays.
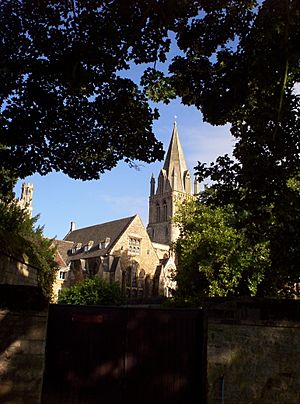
[[0, 309, 48, 403], [113, 215, 160, 278], [0, 252, 38, 287], [206, 299, 300, 404], [0, 296, 299, 403]]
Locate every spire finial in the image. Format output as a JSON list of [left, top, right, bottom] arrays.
[[174, 115, 177, 127]]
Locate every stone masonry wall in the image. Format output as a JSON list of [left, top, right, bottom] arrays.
[[1, 296, 299, 403], [0, 309, 48, 403], [112, 215, 160, 280], [0, 253, 38, 287], [206, 299, 300, 404]]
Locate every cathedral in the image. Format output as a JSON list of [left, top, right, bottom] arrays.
[[52, 123, 197, 300]]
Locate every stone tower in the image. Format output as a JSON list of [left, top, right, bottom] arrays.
[[147, 122, 196, 245], [18, 183, 34, 218]]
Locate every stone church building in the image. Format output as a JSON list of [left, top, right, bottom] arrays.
[[147, 121, 199, 245], [53, 123, 198, 300]]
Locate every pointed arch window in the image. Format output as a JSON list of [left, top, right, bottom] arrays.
[[138, 269, 145, 288], [156, 203, 160, 222], [125, 267, 131, 288], [131, 262, 137, 288], [163, 200, 167, 221], [124, 262, 139, 297]]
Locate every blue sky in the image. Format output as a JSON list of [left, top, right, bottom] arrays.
[[13, 31, 236, 240], [11, 5, 300, 241], [14, 99, 235, 240]]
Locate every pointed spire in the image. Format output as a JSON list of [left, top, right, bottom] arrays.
[[163, 122, 187, 172], [162, 121, 191, 193]]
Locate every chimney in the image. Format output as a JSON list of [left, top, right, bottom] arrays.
[[70, 221, 76, 232]]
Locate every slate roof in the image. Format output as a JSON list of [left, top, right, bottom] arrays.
[[53, 240, 73, 265], [63, 215, 136, 260]]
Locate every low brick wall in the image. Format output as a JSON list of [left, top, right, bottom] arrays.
[[206, 299, 300, 404], [0, 309, 48, 403]]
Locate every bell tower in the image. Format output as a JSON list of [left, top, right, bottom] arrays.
[[147, 122, 197, 245], [18, 183, 34, 218]]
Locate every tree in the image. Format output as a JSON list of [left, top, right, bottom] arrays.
[[174, 199, 270, 301], [58, 277, 126, 305], [0, 2, 262, 185], [1, 1, 299, 181], [0, 201, 58, 300], [0, 0, 201, 191], [143, 0, 300, 293], [1, 1, 299, 290]]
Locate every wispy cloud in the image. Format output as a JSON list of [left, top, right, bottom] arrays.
[[97, 194, 149, 225], [181, 123, 236, 170]]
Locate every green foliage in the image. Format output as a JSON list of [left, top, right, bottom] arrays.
[[165, 0, 299, 296], [1, 1, 298, 293], [174, 200, 270, 299], [0, 201, 58, 300], [141, 68, 176, 104], [0, 0, 185, 182], [58, 277, 126, 306], [0, 167, 17, 202]]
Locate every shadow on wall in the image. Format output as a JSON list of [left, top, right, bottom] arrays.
[[205, 298, 300, 404], [0, 285, 48, 403]]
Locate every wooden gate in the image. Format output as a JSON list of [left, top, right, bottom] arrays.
[[42, 305, 207, 404]]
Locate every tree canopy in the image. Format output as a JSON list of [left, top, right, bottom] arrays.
[[1, 1, 298, 186], [174, 200, 270, 300], [1, 0, 189, 182]]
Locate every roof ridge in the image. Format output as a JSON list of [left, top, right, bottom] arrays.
[[108, 215, 137, 251], [63, 215, 139, 257], [66, 215, 136, 234]]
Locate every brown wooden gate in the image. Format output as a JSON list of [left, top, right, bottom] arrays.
[[42, 305, 207, 404]]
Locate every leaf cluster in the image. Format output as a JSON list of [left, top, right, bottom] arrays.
[[164, 0, 299, 297], [2, 0, 192, 180], [174, 200, 270, 299], [0, 201, 58, 300], [58, 277, 126, 305]]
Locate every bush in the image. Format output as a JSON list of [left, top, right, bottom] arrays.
[[0, 201, 57, 301], [58, 277, 126, 305]]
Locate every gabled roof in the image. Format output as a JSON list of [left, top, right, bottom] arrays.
[[54, 251, 67, 268], [53, 240, 73, 265], [64, 216, 136, 260]]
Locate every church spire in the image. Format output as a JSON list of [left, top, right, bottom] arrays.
[[162, 122, 191, 194], [147, 121, 193, 245]]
